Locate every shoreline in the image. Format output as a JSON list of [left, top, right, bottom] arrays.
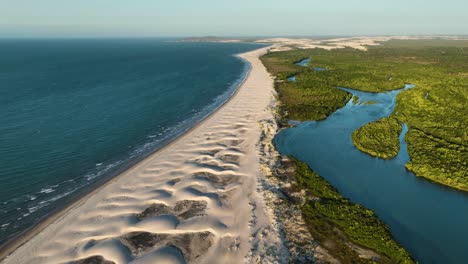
[[1, 46, 284, 263], [0, 46, 271, 262], [0, 51, 254, 260], [0, 44, 257, 252]]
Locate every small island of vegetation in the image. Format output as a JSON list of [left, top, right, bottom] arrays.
[[352, 117, 403, 159]]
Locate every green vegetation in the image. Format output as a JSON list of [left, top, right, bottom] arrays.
[[261, 39, 467, 262], [352, 95, 359, 104], [395, 81, 467, 190], [261, 40, 468, 191], [382, 39, 468, 49], [352, 95, 378, 105], [352, 117, 403, 159], [292, 158, 413, 263], [260, 52, 352, 121]]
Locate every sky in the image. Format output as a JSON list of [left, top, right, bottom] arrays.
[[0, 0, 467, 37]]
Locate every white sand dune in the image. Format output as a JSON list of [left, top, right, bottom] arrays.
[[257, 36, 468, 51], [2, 47, 287, 264]]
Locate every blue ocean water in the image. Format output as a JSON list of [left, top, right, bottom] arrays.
[[0, 39, 263, 244], [275, 85, 468, 264]]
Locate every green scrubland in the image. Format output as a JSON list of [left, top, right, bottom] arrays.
[[261, 39, 468, 191]]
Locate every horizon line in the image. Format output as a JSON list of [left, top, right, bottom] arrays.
[[1, 34, 468, 40]]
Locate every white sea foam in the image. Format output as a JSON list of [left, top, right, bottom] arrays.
[[39, 188, 55, 194]]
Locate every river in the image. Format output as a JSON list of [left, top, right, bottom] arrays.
[[274, 82, 468, 263]]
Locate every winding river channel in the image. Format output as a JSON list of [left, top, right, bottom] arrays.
[[274, 60, 468, 263]]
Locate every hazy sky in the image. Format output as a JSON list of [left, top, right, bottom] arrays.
[[0, 0, 467, 37]]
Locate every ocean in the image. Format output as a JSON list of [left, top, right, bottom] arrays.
[[0, 38, 263, 244]]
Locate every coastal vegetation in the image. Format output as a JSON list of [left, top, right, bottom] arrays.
[[261, 39, 468, 191], [394, 79, 467, 190], [260, 54, 352, 122], [352, 117, 403, 159], [292, 158, 413, 263], [261, 39, 467, 263]]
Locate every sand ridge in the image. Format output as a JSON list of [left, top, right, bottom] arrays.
[[255, 36, 468, 51], [2, 47, 287, 264]]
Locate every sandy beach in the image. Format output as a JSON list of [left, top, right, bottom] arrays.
[[1, 47, 286, 264]]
